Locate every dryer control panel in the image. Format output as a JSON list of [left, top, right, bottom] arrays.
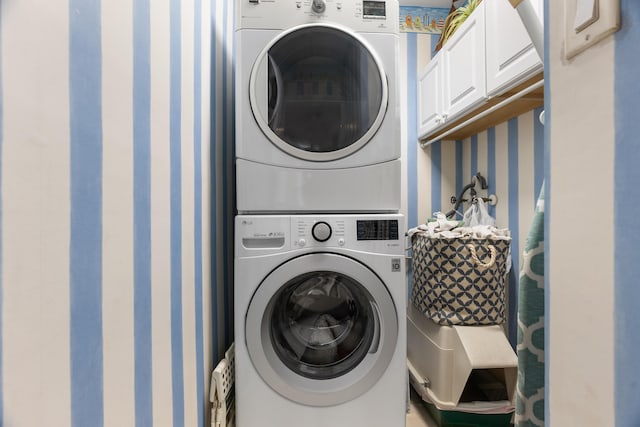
[[237, 0, 400, 33]]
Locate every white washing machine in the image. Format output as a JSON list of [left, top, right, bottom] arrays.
[[235, 214, 407, 427], [235, 0, 400, 213]]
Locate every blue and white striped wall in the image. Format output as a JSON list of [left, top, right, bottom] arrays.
[[547, 0, 640, 425], [0, 0, 235, 426], [401, 2, 640, 425], [614, 2, 640, 426], [400, 32, 544, 345]]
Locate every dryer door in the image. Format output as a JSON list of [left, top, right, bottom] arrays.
[[249, 23, 389, 162], [245, 253, 398, 407]]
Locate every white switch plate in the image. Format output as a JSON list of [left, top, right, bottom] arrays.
[[564, 0, 619, 60]]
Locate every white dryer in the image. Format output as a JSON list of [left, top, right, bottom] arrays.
[[236, 0, 400, 213], [235, 214, 407, 427]]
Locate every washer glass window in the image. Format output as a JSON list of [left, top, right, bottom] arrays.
[[269, 271, 376, 380], [253, 25, 387, 159]]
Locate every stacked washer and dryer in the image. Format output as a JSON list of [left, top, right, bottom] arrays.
[[234, 1, 406, 426]]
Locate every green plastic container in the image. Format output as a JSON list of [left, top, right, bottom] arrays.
[[425, 402, 514, 427]]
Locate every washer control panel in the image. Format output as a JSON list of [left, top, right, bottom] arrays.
[[292, 215, 403, 254], [236, 215, 404, 256], [295, 218, 345, 248]]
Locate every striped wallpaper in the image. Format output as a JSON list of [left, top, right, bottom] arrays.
[[5, 1, 638, 425], [404, 2, 640, 423], [402, 32, 544, 344], [614, 0, 640, 425], [0, 0, 3, 421], [0, 0, 234, 426]]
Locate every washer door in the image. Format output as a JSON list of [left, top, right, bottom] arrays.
[[249, 23, 388, 162], [245, 253, 398, 407]]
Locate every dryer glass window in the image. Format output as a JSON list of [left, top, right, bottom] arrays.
[[260, 26, 385, 154], [269, 271, 378, 380]]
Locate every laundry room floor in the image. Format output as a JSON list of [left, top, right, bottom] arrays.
[[406, 388, 438, 427]]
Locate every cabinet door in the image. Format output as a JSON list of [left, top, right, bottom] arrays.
[[442, 1, 487, 120], [417, 54, 443, 140], [485, 0, 543, 96]]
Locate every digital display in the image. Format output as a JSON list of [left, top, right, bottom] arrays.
[[357, 220, 399, 241], [363, 1, 386, 18]]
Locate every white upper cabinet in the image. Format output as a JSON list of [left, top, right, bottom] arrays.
[[417, 1, 487, 139], [417, 0, 545, 144], [485, 0, 543, 96], [442, 1, 487, 119], [418, 54, 443, 138]]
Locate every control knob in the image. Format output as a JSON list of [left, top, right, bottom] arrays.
[[312, 221, 332, 242], [311, 0, 326, 13]]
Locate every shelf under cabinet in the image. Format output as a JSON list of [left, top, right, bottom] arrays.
[[421, 72, 544, 143]]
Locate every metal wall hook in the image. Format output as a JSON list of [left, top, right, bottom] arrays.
[[473, 173, 488, 190], [445, 172, 496, 218]]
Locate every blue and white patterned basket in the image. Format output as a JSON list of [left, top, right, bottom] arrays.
[[411, 233, 511, 326]]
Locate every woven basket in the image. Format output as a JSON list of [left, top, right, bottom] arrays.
[[411, 232, 510, 326]]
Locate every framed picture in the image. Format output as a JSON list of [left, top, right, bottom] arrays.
[[399, 6, 450, 33]]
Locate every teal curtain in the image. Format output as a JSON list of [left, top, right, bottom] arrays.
[[515, 185, 545, 426]]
